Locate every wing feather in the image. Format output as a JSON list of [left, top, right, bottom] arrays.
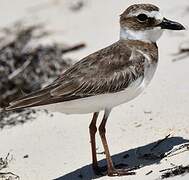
[[6, 40, 145, 111]]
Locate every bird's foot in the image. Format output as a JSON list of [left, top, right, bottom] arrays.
[[93, 163, 135, 176], [107, 168, 136, 177]]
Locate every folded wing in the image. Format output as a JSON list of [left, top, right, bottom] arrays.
[[6, 40, 145, 111]]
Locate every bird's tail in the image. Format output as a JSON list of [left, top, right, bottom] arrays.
[[4, 88, 51, 111]]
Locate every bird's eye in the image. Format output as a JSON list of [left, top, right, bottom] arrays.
[[137, 14, 148, 22]]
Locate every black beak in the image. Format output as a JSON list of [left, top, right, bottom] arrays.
[[158, 18, 185, 30]]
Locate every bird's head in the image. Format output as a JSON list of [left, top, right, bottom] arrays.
[[120, 4, 185, 43]]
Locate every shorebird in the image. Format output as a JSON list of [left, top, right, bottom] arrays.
[[5, 3, 185, 177]]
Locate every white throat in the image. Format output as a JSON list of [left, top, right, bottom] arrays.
[[120, 27, 163, 42]]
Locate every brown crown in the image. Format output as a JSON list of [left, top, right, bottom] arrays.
[[120, 4, 160, 30]]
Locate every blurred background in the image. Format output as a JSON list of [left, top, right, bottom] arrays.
[[0, 0, 189, 180]]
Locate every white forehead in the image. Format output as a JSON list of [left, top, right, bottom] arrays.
[[128, 10, 163, 20]]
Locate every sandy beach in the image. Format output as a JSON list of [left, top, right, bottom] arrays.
[[1, 0, 189, 179]]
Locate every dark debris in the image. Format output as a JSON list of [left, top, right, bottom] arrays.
[[23, 154, 29, 159], [161, 165, 189, 179], [0, 153, 10, 171], [165, 143, 189, 158], [0, 22, 85, 128], [0, 22, 85, 107], [0, 153, 19, 180], [145, 170, 153, 175], [0, 108, 49, 129]]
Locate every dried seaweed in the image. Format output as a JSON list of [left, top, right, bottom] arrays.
[[0, 109, 49, 129], [164, 143, 189, 158], [137, 135, 189, 161], [0, 153, 19, 180], [0, 153, 10, 171], [160, 165, 189, 179], [0, 22, 85, 107], [0, 22, 85, 128], [0, 172, 19, 180]]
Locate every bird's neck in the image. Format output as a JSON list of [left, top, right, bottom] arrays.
[[120, 27, 163, 43]]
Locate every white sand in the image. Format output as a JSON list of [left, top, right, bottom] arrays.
[[1, 0, 189, 179]]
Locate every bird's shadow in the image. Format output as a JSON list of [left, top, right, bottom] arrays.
[[54, 136, 189, 180]]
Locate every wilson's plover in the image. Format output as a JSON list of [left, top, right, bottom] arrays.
[[5, 3, 185, 176]]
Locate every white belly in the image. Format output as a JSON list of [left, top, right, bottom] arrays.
[[42, 63, 157, 114]]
